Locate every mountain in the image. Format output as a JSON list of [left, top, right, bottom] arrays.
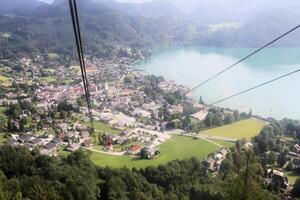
[[0, 0, 191, 59], [1, 0, 300, 59], [190, 0, 262, 25], [234, 10, 300, 47], [190, 0, 300, 25], [193, 9, 300, 47], [95, 0, 185, 19], [0, 0, 46, 15]]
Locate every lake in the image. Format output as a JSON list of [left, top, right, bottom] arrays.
[[135, 46, 300, 120]]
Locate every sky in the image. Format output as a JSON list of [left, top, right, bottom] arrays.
[[38, 0, 300, 15], [39, 0, 202, 13], [39, 0, 160, 3]]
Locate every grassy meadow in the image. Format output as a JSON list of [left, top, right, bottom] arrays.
[[0, 75, 12, 87], [199, 119, 266, 140], [90, 135, 233, 168]]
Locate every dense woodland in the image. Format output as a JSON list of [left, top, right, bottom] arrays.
[[0, 144, 275, 200]]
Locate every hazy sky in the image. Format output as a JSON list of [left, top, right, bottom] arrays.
[[39, 0, 160, 3], [38, 0, 300, 15], [39, 0, 202, 13]]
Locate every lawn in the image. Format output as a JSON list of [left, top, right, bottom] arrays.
[[41, 76, 57, 83], [286, 171, 300, 185], [0, 134, 7, 145], [0, 75, 11, 87], [90, 135, 228, 169], [48, 53, 60, 59], [62, 79, 74, 85], [0, 107, 7, 114], [85, 121, 124, 149], [199, 119, 266, 140], [211, 139, 235, 148], [87, 121, 123, 135], [0, 75, 8, 81]]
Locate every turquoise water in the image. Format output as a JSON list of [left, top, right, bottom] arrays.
[[135, 46, 300, 120]]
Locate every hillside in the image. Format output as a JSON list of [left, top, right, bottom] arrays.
[[0, 0, 46, 14], [0, 0, 191, 59], [1, 0, 300, 59], [98, 0, 185, 19]]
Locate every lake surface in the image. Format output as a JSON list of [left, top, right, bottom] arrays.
[[135, 46, 300, 120]]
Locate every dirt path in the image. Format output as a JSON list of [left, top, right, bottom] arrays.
[[199, 134, 237, 142], [198, 136, 223, 147], [83, 147, 126, 156]]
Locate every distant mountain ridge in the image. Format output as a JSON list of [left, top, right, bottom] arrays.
[[1, 0, 300, 59], [95, 0, 185, 19], [0, 0, 46, 14], [0, 0, 191, 59], [193, 10, 300, 47]]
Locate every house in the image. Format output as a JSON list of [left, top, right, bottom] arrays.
[[40, 148, 55, 156], [203, 148, 229, 173], [219, 148, 228, 156], [243, 142, 254, 150], [80, 131, 90, 139], [77, 124, 88, 131], [140, 146, 158, 159], [109, 113, 136, 128], [52, 138, 63, 146], [265, 169, 289, 192], [83, 139, 93, 148], [44, 142, 57, 152], [120, 131, 130, 136], [58, 123, 68, 132], [132, 108, 151, 118], [104, 134, 120, 145], [127, 145, 142, 155], [57, 132, 66, 141], [6, 139, 18, 147], [23, 143, 34, 151], [214, 153, 224, 161], [30, 138, 43, 147], [204, 157, 216, 172], [116, 137, 126, 145], [66, 131, 78, 139], [103, 145, 113, 152], [18, 134, 32, 143], [291, 158, 300, 170], [293, 144, 300, 153], [66, 143, 81, 152]]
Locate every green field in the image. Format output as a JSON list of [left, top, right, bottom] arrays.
[[48, 53, 60, 59], [286, 171, 300, 185], [90, 135, 233, 168], [0, 134, 7, 145], [199, 119, 266, 140], [41, 76, 57, 83], [0, 107, 6, 114], [43, 68, 56, 73], [86, 121, 124, 148], [0, 75, 11, 86], [87, 121, 123, 135]]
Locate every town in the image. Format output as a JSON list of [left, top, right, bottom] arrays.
[[0, 50, 205, 160], [1, 50, 300, 197]]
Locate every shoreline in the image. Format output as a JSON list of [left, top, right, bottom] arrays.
[[133, 47, 300, 121]]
